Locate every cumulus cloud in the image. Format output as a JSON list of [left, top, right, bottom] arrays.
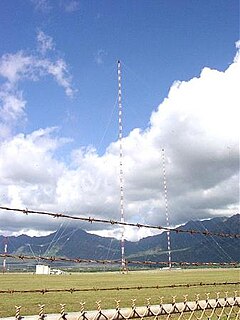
[[0, 128, 68, 232], [0, 44, 239, 240], [0, 128, 67, 184]]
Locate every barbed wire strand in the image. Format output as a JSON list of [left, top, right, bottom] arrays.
[[0, 281, 239, 295], [1, 253, 239, 267], [0, 206, 239, 239]]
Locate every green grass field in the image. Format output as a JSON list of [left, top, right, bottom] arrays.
[[0, 268, 239, 318]]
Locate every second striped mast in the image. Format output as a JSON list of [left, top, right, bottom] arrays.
[[161, 148, 172, 269], [117, 60, 127, 273]]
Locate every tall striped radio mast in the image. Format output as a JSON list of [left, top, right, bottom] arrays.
[[2, 237, 8, 273], [117, 60, 127, 273], [161, 148, 172, 269]]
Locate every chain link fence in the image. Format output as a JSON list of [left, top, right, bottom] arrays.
[[1, 294, 239, 320]]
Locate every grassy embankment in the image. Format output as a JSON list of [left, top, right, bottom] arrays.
[[0, 268, 239, 317]]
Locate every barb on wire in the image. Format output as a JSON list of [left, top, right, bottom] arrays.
[[0, 206, 239, 238], [0, 253, 239, 267], [0, 281, 239, 295]]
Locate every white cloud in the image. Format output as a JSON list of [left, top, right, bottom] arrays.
[[37, 30, 55, 55], [235, 40, 240, 49], [0, 127, 66, 184], [0, 128, 68, 230], [63, 1, 80, 13], [31, 0, 51, 12], [94, 50, 107, 65], [31, 0, 80, 13], [0, 51, 74, 97], [0, 84, 27, 139], [0, 52, 34, 84], [0, 44, 239, 240], [46, 59, 74, 97], [0, 32, 74, 139], [234, 40, 240, 62], [0, 89, 26, 122]]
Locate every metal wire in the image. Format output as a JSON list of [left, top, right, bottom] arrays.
[[0, 206, 239, 238], [0, 281, 239, 295], [1, 253, 239, 267]]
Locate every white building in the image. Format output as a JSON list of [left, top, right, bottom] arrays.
[[36, 264, 50, 275], [50, 268, 65, 275]]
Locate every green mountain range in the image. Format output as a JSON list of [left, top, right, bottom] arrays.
[[1, 214, 239, 267]]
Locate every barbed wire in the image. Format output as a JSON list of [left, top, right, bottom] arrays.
[[0, 281, 239, 295], [0, 206, 239, 238], [1, 253, 239, 267]]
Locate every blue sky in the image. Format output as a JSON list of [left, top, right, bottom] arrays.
[[0, 0, 239, 238], [0, 0, 238, 153]]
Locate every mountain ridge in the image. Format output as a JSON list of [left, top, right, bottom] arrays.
[[0, 214, 239, 264]]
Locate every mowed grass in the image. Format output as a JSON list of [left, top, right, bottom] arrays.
[[0, 268, 239, 317]]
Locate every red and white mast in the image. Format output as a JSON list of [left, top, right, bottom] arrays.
[[3, 237, 8, 273], [117, 60, 126, 273], [161, 149, 172, 269]]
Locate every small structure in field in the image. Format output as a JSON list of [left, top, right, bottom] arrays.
[[50, 268, 65, 275], [36, 264, 50, 275]]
